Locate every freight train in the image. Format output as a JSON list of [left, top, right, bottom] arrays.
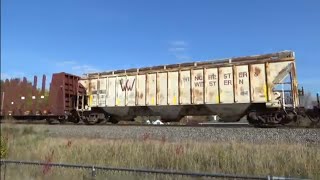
[[0, 50, 319, 127]]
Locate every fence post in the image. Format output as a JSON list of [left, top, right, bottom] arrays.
[[91, 166, 96, 179], [3, 163, 7, 180]]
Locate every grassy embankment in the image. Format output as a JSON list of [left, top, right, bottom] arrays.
[[0, 125, 319, 180]]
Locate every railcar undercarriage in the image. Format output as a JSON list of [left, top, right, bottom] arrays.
[[44, 103, 319, 127], [248, 109, 319, 127]]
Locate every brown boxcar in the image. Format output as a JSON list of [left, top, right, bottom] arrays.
[[0, 73, 84, 123]]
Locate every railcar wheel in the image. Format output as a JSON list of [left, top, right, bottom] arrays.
[[247, 112, 264, 127], [68, 109, 80, 124], [109, 117, 119, 124], [307, 114, 320, 123], [273, 112, 286, 124], [83, 117, 95, 125], [58, 119, 66, 124], [83, 114, 100, 125], [58, 117, 67, 124], [46, 118, 57, 125], [282, 111, 297, 125], [97, 116, 109, 124]]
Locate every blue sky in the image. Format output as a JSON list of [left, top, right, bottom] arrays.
[[1, 0, 320, 94]]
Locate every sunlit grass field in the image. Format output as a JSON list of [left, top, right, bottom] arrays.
[[1, 125, 319, 180]]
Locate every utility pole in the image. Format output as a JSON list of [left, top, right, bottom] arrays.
[[1, 92, 4, 116], [317, 93, 319, 108]]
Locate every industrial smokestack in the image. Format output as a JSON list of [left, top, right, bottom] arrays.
[[23, 77, 27, 84], [33, 76, 38, 90], [42, 74, 46, 94]]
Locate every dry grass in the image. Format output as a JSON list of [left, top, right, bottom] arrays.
[[0, 125, 319, 180]]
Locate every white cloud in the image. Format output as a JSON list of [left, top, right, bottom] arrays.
[[170, 40, 188, 47], [168, 40, 191, 61], [168, 47, 186, 52], [53, 60, 101, 76]]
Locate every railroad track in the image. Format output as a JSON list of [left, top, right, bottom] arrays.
[[2, 121, 319, 146], [0, 120, 251, 127], [1, 120, 319, 129]]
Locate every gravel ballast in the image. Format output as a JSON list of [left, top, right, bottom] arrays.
[[2, 124, 320, 145]]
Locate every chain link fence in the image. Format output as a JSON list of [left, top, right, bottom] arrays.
[[0, 159, 310, 180]]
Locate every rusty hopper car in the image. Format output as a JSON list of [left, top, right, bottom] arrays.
[[75, 50, 317, 126]]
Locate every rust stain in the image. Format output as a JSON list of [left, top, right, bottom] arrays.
[[159, 95, 164, 101], [146, 75, 150, 97], [156, 83, 160, 93], [195, 89, 203, 96], [257, 87, 263, 94], [91, 82, 97, 91], [208, 92, 214, 99], [240, 87, 244, 95], [233, 66, 238, 95], [254, 67, 261, 77], [88, 80, 92, 94], [291, 62, 298, 107], [251, 87, 255, 101], [193, 89, 203, 103]]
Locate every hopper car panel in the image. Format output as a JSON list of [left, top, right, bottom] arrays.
[[75, 50, 318, 125], [157, 72, 168, 105], [81, 61, 294, 108]]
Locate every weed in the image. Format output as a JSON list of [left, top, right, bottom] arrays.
[[141, 132, 151, 141], [161, 135, 166, 144], [0, 134, 8, 158], [175, 145, 184, 156], [22, 126, 35, 135], [66, 140, 72, 148], [42, 149, 55, 175]]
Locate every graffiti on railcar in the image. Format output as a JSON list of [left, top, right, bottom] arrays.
[[182, 77, 190, 82], [207, 73, 217, 86], [194, 74, 204, 87], [120, 78, 135, 91], [238, 72, 248, 85], [219, 67, 234, 103], [223, 73, 232, 86]]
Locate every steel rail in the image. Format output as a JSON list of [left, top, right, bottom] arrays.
[[1, 121, 319, 129], [0, 120, 252, 127], [0, 159, 309, 180]]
